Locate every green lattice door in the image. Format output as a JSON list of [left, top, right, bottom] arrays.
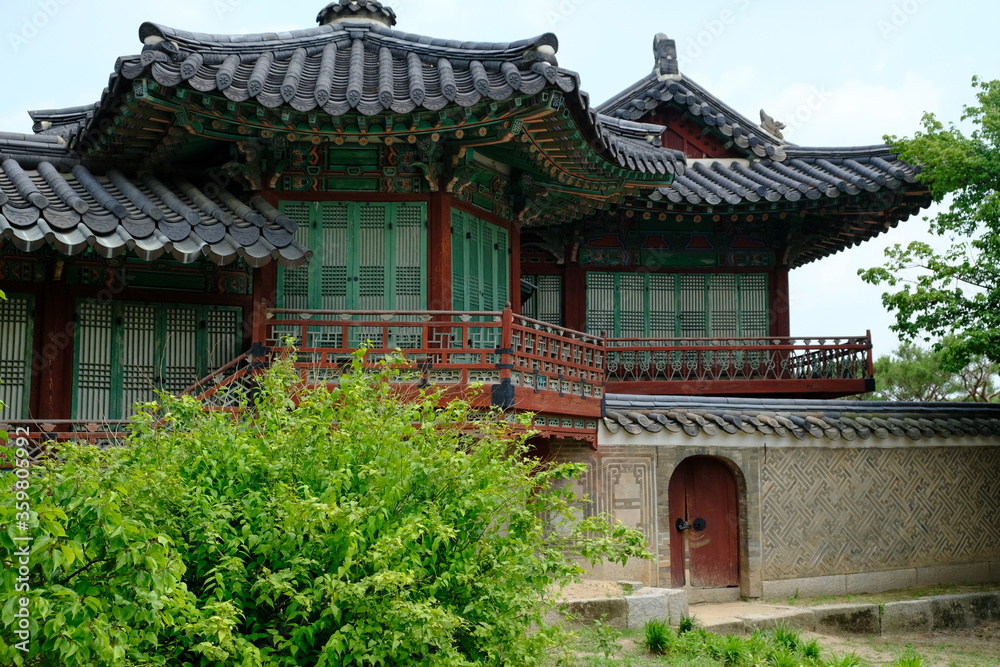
[[73, 301, 242, 420], [278, 201, 427, 313], [451, 209, 510, 312], [522, 274, 562, 326], [0, 294, 35, 419], [586, 273, 769, 338]]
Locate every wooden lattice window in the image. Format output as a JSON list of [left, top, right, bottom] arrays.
[[72, 301, 242, 420], [451, 209, 509, 312], [521, 274, 562, 326], [277, 201, 428, 311], [0, 294, 34, 419], [585, 272, 769, 338]]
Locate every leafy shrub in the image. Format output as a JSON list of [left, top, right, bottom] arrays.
[[1, 352, 648, 665], [590, 617, 623, 659]]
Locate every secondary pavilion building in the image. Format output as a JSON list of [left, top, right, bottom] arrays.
[[5, 1, 995, 599]]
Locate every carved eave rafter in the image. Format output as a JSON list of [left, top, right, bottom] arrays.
[[72, 79, 679, 227]]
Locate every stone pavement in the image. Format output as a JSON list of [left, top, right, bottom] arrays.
[[552, 585, 1000, 637], [689, 593, 1000, 637]]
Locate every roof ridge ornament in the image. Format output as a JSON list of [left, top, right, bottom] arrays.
[[317, 0, 397, 28], [653, 33, 678, 79], [760, 109, 786, 141]]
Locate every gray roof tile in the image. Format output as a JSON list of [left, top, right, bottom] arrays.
[[0, 158, 310, 268], [36, 19, 684, 179], [603, 394, 1000, 442]]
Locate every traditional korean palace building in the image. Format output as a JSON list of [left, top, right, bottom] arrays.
[[2, 1, 998, 598]]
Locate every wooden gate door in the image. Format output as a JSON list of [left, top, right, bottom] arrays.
[[669, 456, 739, 588]]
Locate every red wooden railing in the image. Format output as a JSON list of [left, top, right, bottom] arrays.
[[189, 308, 871, 405], [603, 335, 874, 383], [2, 312, 874, 448], [262, 308, 606, 405]]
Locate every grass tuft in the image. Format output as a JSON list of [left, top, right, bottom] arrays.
[[642, 618, 673, 655]]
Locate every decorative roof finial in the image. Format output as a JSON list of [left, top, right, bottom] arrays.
[[317, 0, 397, 28], [760, 109, 786, 140], [653, 33, 678, 78]]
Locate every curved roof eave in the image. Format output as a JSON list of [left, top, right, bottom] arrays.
[[33, 19, 684, 180]]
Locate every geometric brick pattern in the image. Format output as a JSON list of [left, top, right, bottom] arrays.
[[552, 446, 658, 551], [762, 447, 1000, 580], [592, 456, 658, 549]]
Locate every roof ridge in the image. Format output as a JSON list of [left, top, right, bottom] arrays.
[[138, 20, 559, 65]]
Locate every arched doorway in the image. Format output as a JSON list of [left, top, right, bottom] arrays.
[[668, 456, 740, 589]]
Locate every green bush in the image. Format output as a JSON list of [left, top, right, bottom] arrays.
[[1, 352, 648, 665]]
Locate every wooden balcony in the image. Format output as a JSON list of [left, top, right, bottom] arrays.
[[604, 335, 875, 398], [247, 309, 873, 401], [1, 313, 874, 451]]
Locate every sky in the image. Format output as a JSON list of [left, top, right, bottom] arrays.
[[0, 0, 994, 359]]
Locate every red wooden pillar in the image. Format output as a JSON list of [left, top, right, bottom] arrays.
[[769, 266, 791, 379], [36, 273, 73, 420], [509, 221, 521, 315], [563, 263, 586, 334], [428, 191, 453, 311], [769, 266, 790, 338], [251, 263, 277, 346]]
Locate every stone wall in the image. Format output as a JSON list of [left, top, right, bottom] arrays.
[[761, 446, 1000, 580], [566, 429, 1000, 597]]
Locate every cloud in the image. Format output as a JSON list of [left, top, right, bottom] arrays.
[[769, 72, 942, 147]]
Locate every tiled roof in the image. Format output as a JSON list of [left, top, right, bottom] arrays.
[[652, 146, 921, 207], [0, 132, 77, 170], [317, 0, 397, 27], [37, 18, 682, 179], [599, 71, 785, 158], [129, 20, 568, 115], [29, 104, 98, 144], [0, 148, 309, 268], [599, 67, 925, 210], [594, 39, 931, 265], [603, 395, 1000, 442]]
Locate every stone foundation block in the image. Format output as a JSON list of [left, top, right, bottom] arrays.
[[742, 609, 815, 633], [917, 562, 992, 587], [925, 594, 978, 630], [881, 600, 932, 634], [662, 588, 689, 624], [846, 569, 916, 595], [812, 604, 881, 635], [562, 597, 628, 629], [761, 575, 846, 600], [963, 593, 1000, 623], [702, 618, 747, 635], [626, 593, 669, 630]]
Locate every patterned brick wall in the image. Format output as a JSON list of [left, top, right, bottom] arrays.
[[761, 447, 1000, 580]]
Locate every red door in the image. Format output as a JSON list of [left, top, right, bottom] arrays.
[[669, 457, 739, 588]]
